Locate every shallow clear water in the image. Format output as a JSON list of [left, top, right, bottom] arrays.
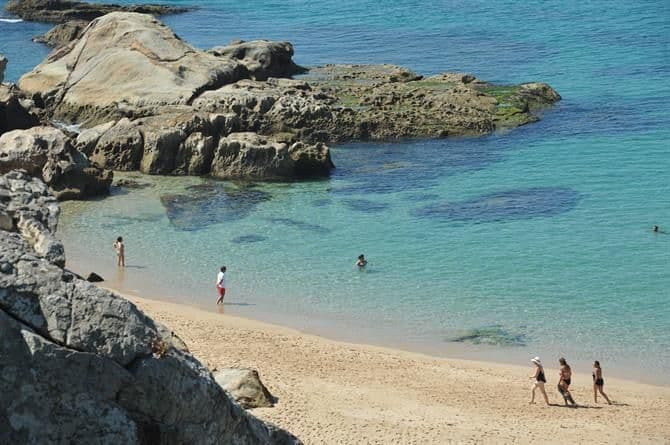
[[2, 0, 669, 383]]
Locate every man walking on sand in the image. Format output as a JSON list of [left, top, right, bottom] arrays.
[[216, 266, 227, 305]]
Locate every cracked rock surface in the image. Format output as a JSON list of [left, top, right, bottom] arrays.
[[0, 170, 301, 444]]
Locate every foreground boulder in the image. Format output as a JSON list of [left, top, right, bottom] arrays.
[[5, 0, 187, 23], [214, 368, 277, 409], [0, 170, 301, 444], [0, 127, 112, 200]]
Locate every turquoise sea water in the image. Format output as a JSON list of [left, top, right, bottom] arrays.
[[2, 1, 668, 383]]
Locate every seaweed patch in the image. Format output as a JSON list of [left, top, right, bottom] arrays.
[[266, 217, 331, 234], [232, 234, 267, 244], [447, 325, 527, 347], [342, 198, 390, 213], [160, 182, 271, 231], [413, 187, 579, 223]]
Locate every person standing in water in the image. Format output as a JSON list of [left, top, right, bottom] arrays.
[[113, 236, 125, 267], [355, 254, 368, 270], [529, 357, 550, 406], [592, 360, 612, 404], [558, 357, 576, 406], [216, 266, 227, 305]]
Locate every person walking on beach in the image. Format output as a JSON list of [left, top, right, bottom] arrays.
[[557, 357, 576, 406], [592, 360, 612, 404], [113, 236, 125, 267], [529, 357, 550, 406], [355, 254, 368, 270], [216, 266, 227, 305]]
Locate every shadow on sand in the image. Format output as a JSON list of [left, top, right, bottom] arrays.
[[550, 403, 603, 409]]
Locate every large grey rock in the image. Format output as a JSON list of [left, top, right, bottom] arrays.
[[0, 170, 301, 444], [209, 40, 306, 81], [19, 12, 247, 125], [211, 132, 333, 179], [85, 118, 144, 171], [214, 368, 278, 409], [0, 127, 112, 200], [192, 78, 336, 142], [5, 0, 187, 23]]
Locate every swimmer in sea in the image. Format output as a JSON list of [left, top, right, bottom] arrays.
[[355, 254, 368, 270]]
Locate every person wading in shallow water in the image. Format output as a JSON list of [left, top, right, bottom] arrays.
[[113, 236, 125, 267], [216, 266, 226, 305], [557, 357, 577, 406], [355, 254, 368, 270]]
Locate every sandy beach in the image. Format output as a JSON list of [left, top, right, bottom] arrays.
[[113, 289, 670, 444]]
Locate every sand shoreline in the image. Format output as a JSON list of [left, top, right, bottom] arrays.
[[101, 285, 670, 444]]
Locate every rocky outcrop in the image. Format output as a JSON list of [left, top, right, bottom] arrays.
[[17, 12, 559, 180], [0, 127, 112, 200], [71, 111, 333, 178], [0, 171, 63, 266], [214, 368, 277, 409], [192, 78, 336, 143], [209, 40, 307, 81], [19, 12, 247, 125], [1, 84, 42, 136], [302, 65, 562, 141], [33, 20, 88, 48], [5, 0, 187, 23], [0, 170, 301, 444], [211, 132, 333, 179], [0, 54, 6, 83], [80, 118, 144, 171]]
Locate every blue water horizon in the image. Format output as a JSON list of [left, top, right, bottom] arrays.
[[2, 0, 668, 384]]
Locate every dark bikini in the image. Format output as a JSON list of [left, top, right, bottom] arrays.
[[593, 371, 604, 386], [537, 369, 546, 383]]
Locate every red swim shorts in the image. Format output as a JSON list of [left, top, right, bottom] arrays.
[[217, 287, 226, 297]]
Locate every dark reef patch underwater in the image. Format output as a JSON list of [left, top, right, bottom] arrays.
[[266, 218, 331, 234], [413, 187, 580, 223], [447, 325, 527, 347], [160, 182, 271, 231], [231, 234, 267, 244]]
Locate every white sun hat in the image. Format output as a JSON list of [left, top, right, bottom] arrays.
[[531, 357, 542, 365]]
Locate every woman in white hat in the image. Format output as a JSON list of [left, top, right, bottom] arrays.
[[529, 357, 550, 405]]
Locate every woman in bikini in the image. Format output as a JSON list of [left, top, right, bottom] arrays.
[[592, 360, 612, 404], [529, 357, 550, 405], [558, 357, 576, 406]]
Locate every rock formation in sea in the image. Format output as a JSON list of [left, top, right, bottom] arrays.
[[16, 11, 560, 181], [0, 54, 7, 83], [0, 127, 112, 199], [208, 40, 308, 81], [0, 169, 301, 444], [33, 20, 89, 48], [5, 0, 187, 23]]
